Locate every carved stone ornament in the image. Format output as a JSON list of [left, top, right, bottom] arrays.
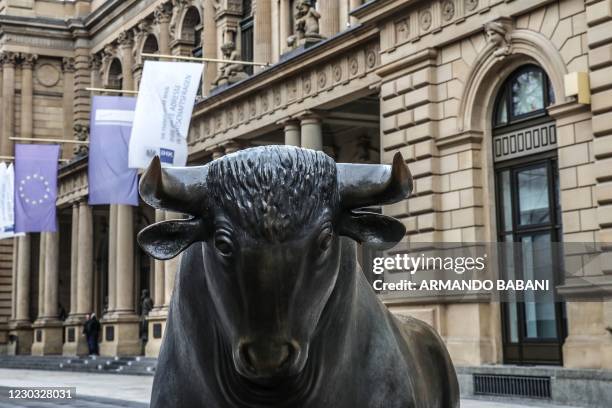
[[88, 54, 102, 70], [212, 38, 248, 87], [137, 146, 460, 408], [395, 18, 410, 42], [0, 51, 18, 66], [20, 53, 38, 69], [420, 9, 432, 31], [154, 2, 173, 24], [287, 0, 324, 49], [35, 63, 61, 87], [485, 19, 512, 58], [118, 30, 134, 48], [62, 57, 76, 73], [73, 124, 89, 157], [442, 1, 455, 21], [465, 0, 478, 12], [349, 57, 359, 76]]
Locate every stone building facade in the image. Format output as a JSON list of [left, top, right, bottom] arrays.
[[0, 0, 611, 398]]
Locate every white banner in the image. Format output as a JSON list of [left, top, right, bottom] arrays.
[[128, 60, 203, 169], [0, 162, 20, 240]]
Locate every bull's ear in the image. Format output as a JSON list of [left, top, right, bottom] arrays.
[[137, 219, 204, 260], [338, 211, 406, 250]]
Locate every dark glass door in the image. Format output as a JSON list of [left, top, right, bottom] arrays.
[[497, 158, 566, 365]]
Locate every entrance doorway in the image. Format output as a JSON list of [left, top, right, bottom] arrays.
[[492, 65, 566, 365]]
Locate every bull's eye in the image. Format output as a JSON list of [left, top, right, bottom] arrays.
[[214, 232, 234, 257], [317, 224, 333, 253]]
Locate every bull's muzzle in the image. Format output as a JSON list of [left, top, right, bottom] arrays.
[[236, 339, 302, 380]]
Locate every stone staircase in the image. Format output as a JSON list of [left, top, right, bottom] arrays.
[[0, 355, 156, 376]]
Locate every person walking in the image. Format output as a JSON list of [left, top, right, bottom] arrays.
[[83, 313, 101, 356]]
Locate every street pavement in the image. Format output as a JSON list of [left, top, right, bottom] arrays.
[[0, 368, 583, 407]]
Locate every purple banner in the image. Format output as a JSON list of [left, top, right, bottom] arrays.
[[88, 96, 139, 206], [14, 144, 60, 233]]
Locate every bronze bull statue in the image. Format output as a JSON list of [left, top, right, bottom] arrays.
[[138, 146, 459, 407]]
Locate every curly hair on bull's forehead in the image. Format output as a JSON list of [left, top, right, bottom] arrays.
[[206, 146, 338, 242]]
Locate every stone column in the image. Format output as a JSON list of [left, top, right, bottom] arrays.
[[32, 231, 62, 355], [155, 3, 172, 55], [76, 201, 93, 316], [146, 210, 168, 357], [280, 0, 292, 54], [300, 113, 323, 151], [254, 0, 272, 72], [69, 204, 79, 315], [43, 232, 59, 319], [118, 31, 135, 92], [10, 239, 18, 321], [107, 205, 117, 314], [20, 53, 36, 140], [115, 205, 135, 314], [202, 0, 218, 94], [153, 210, 166, 310], [1, 52, 18, 157], [9, 235, 32, 355], [37, 234, 47, 320], [163, 212, 182, 308], [283, 120, 301, 146], [14, 236, 31, 324], [319, 0, 340, 38], [63, 204, 88, 356], [101, 204, 140, 357], [62, 58, 76, 148]]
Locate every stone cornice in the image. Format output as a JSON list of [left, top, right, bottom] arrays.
[[351, 0, 419, 23], [193, 24, 379, 114]]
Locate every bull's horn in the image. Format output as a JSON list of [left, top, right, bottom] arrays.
[[139, 156, 209, 215], [337, 152, 412, 209]]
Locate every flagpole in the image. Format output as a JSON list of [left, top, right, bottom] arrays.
[[10, 137, 89, 145], [86, 87, 139, 94], [141, 53, 270, 67], [0, 155, 70, 163]]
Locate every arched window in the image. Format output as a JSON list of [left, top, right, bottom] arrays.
[[108, 58, 123, 90], [181, 6, 202, 56], [142, 34, 159, 55], [493, 65, 555, 128], [493, 65, 565, 366]]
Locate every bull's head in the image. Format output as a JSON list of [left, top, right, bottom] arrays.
[[138, 146, 412, 383]]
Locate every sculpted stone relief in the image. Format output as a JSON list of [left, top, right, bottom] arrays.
[[485, 19, 512, 58], [392, 0, 487, 46], [287, 0, 324, 50], [213, 29, 248, 87]]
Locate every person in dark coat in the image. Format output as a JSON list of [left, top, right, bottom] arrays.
[[83, 313, 101, 356]]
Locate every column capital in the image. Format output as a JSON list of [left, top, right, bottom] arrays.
[[88, 53, 102, 70], [62, 57, 76, 73], [73, 124, 89, 157], [0, 51, 19, 67], [296, 110, 325, 122], [154, 2, 173, 24], [20, 53, 38, 69], [118, 30, 135, 49], [277, 118, 301, 128]]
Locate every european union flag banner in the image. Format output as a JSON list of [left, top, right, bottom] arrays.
[[88, 95, 139, 206], [14, 144, 60, 233]]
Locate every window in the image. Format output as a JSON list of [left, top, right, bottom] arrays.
[[108, 59, 123, 90], [493, 65, 566, 365], [494, 65, 554, 128], [240, 0, 254, 74]]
